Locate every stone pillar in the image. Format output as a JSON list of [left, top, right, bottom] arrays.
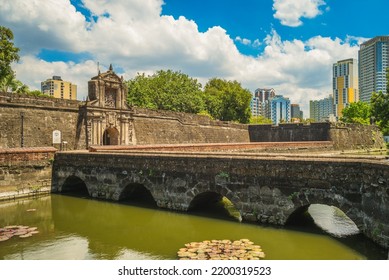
[[121, 86, 126, 109], [129, 118, 136, 145], [92, 119, 99, 145], [97, 119, 102, 145]]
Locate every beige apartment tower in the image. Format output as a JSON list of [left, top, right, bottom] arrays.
[[41, 76, 77, 100], [332, 58, 358, 119]]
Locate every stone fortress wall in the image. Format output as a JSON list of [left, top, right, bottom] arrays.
[[249, 122, 386, 151], [1, 92, 386, 151], [0, 92, 250, 149], [0, 93, 86, 149], [132, 107, 249, 144]]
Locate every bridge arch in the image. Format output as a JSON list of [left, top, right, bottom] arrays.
[[118, 183, 157, 206], [61, 175, 89, 196], [188, 191, 242, 221]]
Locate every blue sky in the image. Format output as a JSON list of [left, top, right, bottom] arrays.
[[1, 0, 388, 115]]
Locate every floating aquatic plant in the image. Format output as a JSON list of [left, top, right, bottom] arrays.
[[177, 239, 265, 260], [0, 225, 39, 242]]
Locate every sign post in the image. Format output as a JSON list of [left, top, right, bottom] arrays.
[[52, 130, 62, 150]]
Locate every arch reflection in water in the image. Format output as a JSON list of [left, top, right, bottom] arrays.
[[0, 195, 387, 260], [286, 203, 360, 237], [308, 204, 360, 237]]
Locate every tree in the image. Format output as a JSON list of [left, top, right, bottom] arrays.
[[127, 70, 204, 114], [203, 78, 252, 123], [371, 68, 389, 135], [0, 26, 20, 80], [0, 71, 28, 94], [340, 101, 371, 125]]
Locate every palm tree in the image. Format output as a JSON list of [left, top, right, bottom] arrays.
[[0, 72, 29, 94]]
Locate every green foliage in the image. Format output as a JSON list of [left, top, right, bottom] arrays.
[[0, 26, 20, 80], [303, 118, 316, 124], [127, 70, 204, 114], [371, 91, 389, 135], [217, 171, 229, 179], [127, 70, 252, 124], [250, 115, 272, 124], [27, 90, 43, 97], [288, 192, 299, 201], [340, 101, 371, 125], [0, 26, 30, 95], [0, 71, 28, 94], [197, 110, 214, 119], [26, 89, 52, 98], [203, 78, 252, 123], [370, 68, 389, 135]]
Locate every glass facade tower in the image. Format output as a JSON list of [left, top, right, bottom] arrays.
[[359, 36, 389, 102]]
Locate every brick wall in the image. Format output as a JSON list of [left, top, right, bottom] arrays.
[[0, 147, 57, 164], [0, 147, 56, 190]]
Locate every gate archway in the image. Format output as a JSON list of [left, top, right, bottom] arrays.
[[103, 127, 119, 145]]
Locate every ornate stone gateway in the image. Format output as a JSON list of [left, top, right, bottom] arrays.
[[86, 65, 135, 146]]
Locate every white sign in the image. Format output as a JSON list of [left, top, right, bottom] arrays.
[[52, 130, 62, 144]]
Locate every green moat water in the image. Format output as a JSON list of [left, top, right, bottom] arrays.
[[0, 194, 386, 260]]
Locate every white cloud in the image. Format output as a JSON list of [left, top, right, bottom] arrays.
[[230, 29, 359, 112], [235, 36, 252, 46], [12, 56, 99, 100], [0, 0, 88, 54], [273, 0, 327, 27], [1, 0, 359, 115], [345, 35, 370, 46]]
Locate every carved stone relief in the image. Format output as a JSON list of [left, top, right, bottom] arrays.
[[104, 88, 116, 108]]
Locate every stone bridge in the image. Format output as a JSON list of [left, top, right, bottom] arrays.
[[51, 148, 389, 249]]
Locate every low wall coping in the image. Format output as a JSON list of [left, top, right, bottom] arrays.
[[0, 147, 57, 154]]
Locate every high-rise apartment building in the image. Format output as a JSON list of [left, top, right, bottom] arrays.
[[309, 95, 334, 122], [250, 96, 261, 117], [333, 58, 358, 119], [41, 76, 77, 100], [359, 36, 389, 102], [254, 88, 276, 103], [250, 88, 276, 117], [291, 104, 303, 120], [267, 95, 290, 125]]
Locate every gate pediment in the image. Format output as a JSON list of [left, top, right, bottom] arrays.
[[87, 64, 129, 110]]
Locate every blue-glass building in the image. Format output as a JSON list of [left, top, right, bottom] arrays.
[[359, 36, 389, 102], [267, 95, 291, 125]]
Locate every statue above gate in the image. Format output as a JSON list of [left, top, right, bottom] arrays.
[[87, 64, 129, 110]]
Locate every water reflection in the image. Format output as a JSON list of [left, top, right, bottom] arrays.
[[308, 204, 360, 237], [0, 195, 386, 260]]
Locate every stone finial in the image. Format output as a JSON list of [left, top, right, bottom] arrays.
[[109, 64, 113, 71]]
